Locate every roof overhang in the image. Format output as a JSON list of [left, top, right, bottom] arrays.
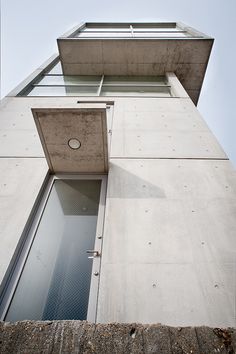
[[57, 22, 214, 105], [32, 106, 108, 174]]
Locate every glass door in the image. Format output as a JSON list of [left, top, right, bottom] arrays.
[[4, 175, 106, 322]]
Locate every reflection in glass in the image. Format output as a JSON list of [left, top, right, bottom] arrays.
[[133, 32, 189, 38], [76, 31, 131, 38], [133, 27, 182, 32], [6, 180, 101, 321], [83, 26, 130, 32], [103, 75, 166, 85], [46, 62, 63, 75], [28, 85, 99, 96], [101, 85, 171, 97], [40, 75, 101, 86]]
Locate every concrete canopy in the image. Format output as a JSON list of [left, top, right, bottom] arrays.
[[32, 107, 108, 173], [57, 22, 214, 105]]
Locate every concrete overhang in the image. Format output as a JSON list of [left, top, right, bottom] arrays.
[[32, 106, 108, 174], [57, 22, 214, 105]]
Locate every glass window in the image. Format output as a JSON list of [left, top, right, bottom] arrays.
[[133, 27, 182, 32], [101, 85, 171, 97], [39, 75, 101, 86], [133, 32, 189, 38], [103, 75, 166, 85], [83, 27, 130, 32], [73, 23, 193, 39], [76, 31, 131, 38], [28, 85, 99, 96], [46, 62, 63, 74], [5, 179, 102, 321], [20, 60, 171, 97]]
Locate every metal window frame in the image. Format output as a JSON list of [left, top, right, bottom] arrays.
[[0, 174, 107, 322], [14, 55, 172, 98], [26, 71, 172, 98], [70, 22, 203, 40], [67, 22, 179, 39]]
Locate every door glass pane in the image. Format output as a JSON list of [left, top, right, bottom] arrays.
[[5, 179, 101, 321]]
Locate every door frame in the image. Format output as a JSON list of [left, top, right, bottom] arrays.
[[0, 174, 107, 322]]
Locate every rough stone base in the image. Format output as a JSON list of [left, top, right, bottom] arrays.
[[0, 321, 235, 354]]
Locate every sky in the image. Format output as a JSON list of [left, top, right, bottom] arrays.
[[1, 0, 236, 167]]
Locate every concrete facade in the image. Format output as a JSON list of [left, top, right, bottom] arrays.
[[0, 23, 236, 329]]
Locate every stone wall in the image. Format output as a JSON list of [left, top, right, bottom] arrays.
[[0, 321, 235, 353]]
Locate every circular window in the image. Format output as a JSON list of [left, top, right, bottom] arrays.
[[68, 138, 81, 150]]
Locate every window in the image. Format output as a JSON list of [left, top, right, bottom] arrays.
[[73, 23, 193, 39], [0, 175, 107, 322], [19, 61, 171, 97]]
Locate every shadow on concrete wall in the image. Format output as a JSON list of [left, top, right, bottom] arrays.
[[107, 163, 166, 199]]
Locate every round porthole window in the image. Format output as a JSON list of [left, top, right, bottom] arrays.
[[68, 138, 81, 150]]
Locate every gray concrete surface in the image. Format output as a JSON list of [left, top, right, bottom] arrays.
[[33, 107, 108, 173], [0, 321, 236, 353], [110, 97, 227, 159], [0, 158, 48, 285], [58, 37, 213, 104], [97, 158, 236, 326]]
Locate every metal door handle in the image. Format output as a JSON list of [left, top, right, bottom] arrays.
[[86, 250, 100, 257]]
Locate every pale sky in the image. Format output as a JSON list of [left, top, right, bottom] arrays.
[[1, 0, 236, 166]]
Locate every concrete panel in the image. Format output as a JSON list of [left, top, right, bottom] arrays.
[[185, 89, 199, 104], [0, 158, 48, 284], [60, 39, 211, 65], [98, 262, 235, 326], [59, 40, 103, 64], [62, 63, 104, 75], [111, 130, 226, 158], [97, 159, 236, 326], [110, 96, 201, 114], [0, 130, 44, 157], [33, 108, 108, 173], [110, 98, 227, 159]]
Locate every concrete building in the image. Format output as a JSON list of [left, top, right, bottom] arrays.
[[0, 22, 235, 328]]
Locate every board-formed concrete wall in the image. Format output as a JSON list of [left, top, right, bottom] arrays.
[[0, 73, 235, 328], [1, 321, 236, 354]]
